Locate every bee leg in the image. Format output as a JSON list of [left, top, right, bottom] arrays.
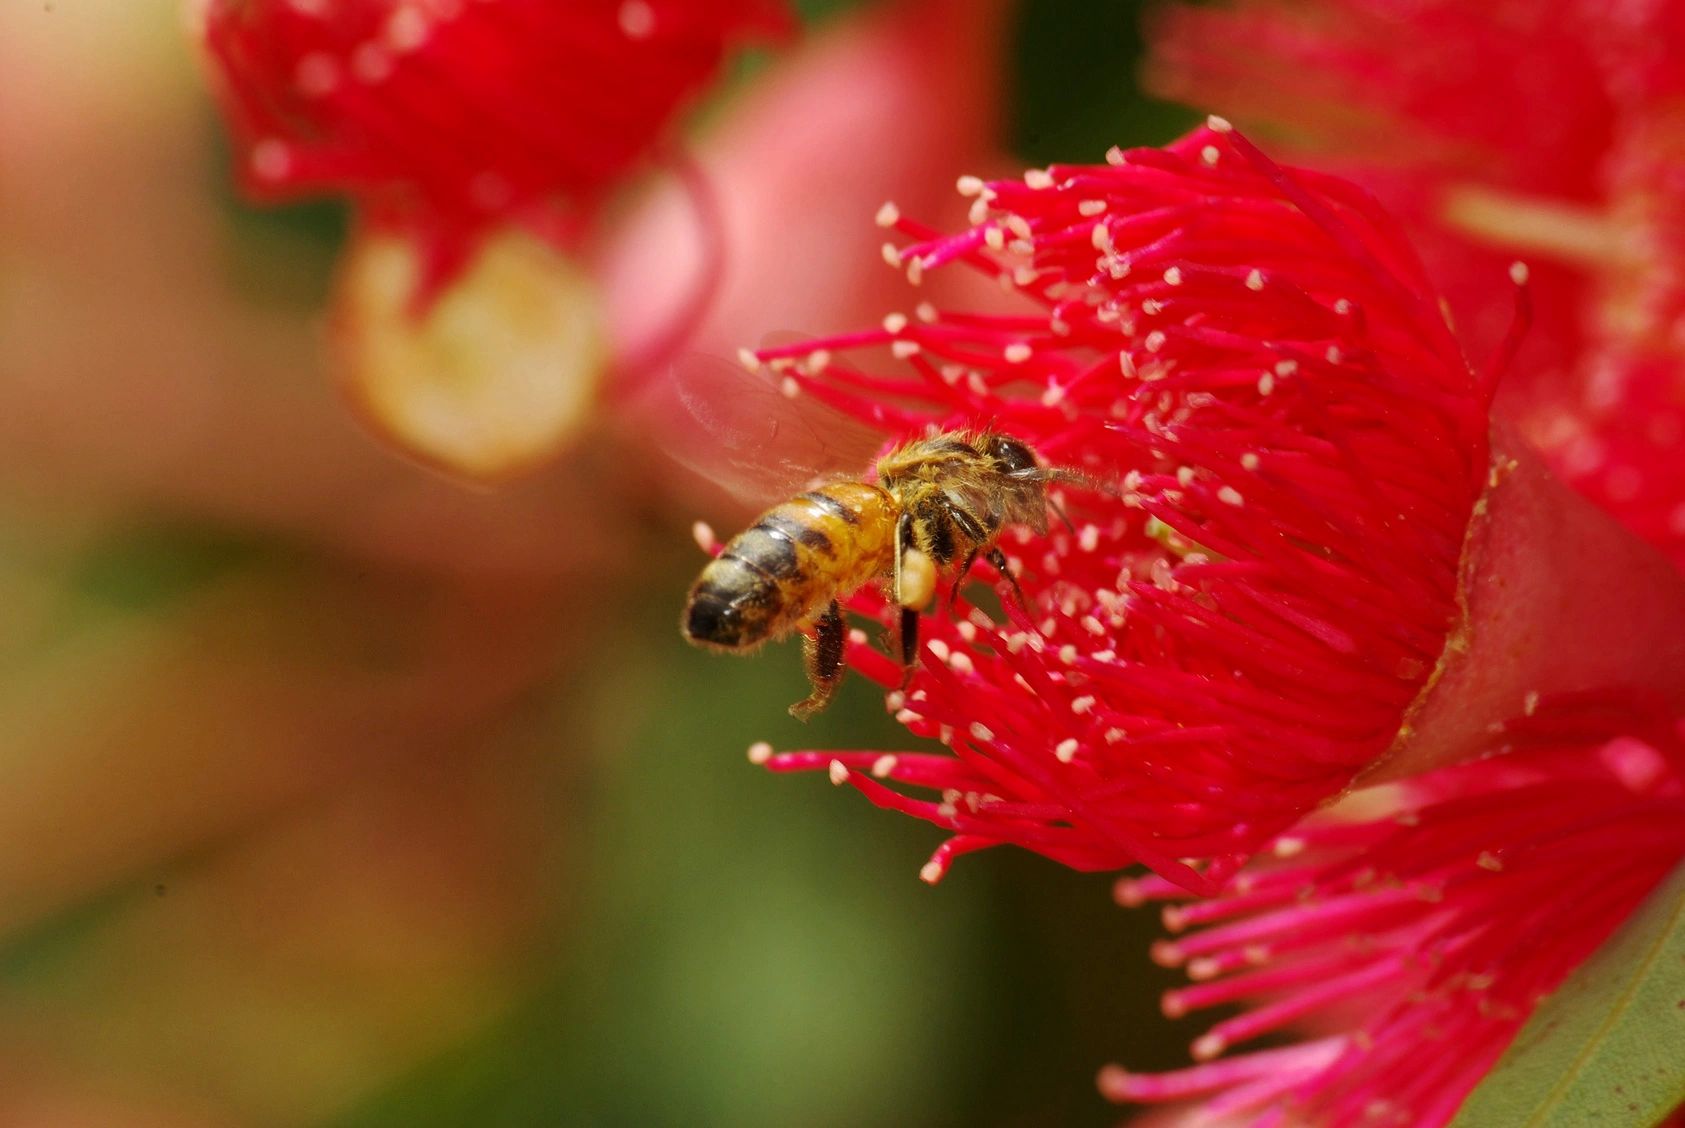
[[892, 511, 914, 606], [898, 606, 919, 687], [987, 546, 1029, 611], [790, 600, 846, 721], [1047, 492, 1076, 534], [949, 549, 980, 611], [946, 506, 989, 608]]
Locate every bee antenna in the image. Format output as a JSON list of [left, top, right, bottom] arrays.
[[1047, 492, 1076, 533]]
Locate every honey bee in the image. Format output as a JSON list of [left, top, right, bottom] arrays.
[[682, 429, 1072, 719]]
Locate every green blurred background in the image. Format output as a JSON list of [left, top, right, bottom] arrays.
[[0, 1, 1205, 1124]]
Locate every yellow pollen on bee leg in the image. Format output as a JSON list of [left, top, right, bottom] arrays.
[[899, 548, 937, 609]]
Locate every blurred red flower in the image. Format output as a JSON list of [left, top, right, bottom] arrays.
[[198, 0, 789, 296], [193, 0, 791, 478]]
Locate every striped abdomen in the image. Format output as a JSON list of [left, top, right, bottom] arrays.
[[683, 482, 896, 651]]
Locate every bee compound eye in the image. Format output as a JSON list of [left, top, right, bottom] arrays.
[[989, 435, 1037, 473]]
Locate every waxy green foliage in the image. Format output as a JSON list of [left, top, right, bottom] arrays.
[[1451, 861, 1685, 1127]]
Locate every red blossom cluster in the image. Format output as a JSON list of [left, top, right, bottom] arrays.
[[186, 3, 1685, 1123]]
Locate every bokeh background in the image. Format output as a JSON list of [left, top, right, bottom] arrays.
[[0, 1, 1207, 1124]]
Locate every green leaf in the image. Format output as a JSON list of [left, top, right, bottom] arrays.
[[1450, 859, 1685, 1127]]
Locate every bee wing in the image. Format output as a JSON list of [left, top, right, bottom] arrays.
[[657, 348, 888, 507]]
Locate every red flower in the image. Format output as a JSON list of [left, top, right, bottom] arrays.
[[197, 0, 788, 291], [1147, 0, 1685, 569], [1103, 725, 1685, 1127], [742, 123, 1685, 893]]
